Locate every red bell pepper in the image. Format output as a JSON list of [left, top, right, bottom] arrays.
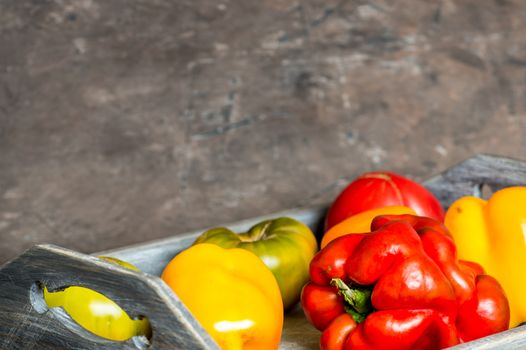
[[301, 214, 510, 350]]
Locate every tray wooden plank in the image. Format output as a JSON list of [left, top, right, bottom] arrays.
[[1, 153, 526, 349], [0, 244, 218, 349], [98, 206, 327, 277]]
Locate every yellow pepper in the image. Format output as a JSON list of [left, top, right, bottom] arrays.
[[445, 186, 526, 327], [161, 243, 283, 350], [43, 256, 151, 341], [321, 205, 416, 248]]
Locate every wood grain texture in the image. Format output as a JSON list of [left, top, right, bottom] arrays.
[[2, 0, 526, 264], [425, 154, 526, 207], [0, 245, 218, 350], [1, 154, 526, 349], [97, 206, 327, 276]]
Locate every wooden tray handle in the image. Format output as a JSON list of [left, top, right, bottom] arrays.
[[424, 154, 526, 207], [0, 244, 219, 350]]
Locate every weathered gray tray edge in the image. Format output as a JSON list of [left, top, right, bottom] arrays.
[[0, 244, 219, 350]]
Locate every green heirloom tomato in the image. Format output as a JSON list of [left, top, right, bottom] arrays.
[[193, 217, 318, 310]]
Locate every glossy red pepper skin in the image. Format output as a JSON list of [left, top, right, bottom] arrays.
[[320, 313, 357, 350], [302, 214, 510, 350], [301, 283, 344, 331]]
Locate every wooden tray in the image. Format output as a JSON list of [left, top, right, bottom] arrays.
[[1, 154, 526, 349]]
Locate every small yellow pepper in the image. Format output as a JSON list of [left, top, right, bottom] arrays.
[[43, 256, 151, 341], [162, 243, 283, 350], [445, 186, 526, 327]]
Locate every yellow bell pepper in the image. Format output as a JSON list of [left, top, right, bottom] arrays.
[[43, 256, 151, 341], [445, 186, 526, 327], [320, 205, 416, 248], [161, 243, 283, 350]]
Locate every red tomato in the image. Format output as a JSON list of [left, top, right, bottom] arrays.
[[325, 171, 444, 230]]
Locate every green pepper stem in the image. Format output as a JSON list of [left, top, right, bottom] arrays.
[[331, 278, 373, 323]]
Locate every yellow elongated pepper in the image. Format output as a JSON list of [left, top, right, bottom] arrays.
[[43, 256, 151, 341], [445, 187, 526, 327]]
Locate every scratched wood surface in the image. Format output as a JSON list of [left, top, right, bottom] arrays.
[[0, 244, 219, 350], [2, 0, 526, 264], [1, 154, 526, 349]]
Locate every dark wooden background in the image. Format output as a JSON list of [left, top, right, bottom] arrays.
[[1, 0, 525, 263]]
